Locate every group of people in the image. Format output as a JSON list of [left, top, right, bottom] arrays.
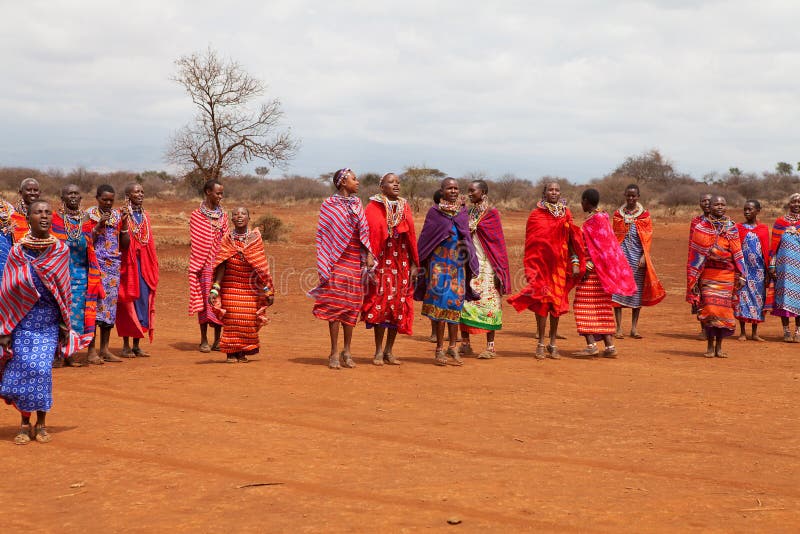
[[0, 178, 159, 444], [5, 168, 800, 444], [687, 192, 800, 357], [308, 170, 665, 368]]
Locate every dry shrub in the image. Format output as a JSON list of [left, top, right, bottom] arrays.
[[253, 213, 288, 242]]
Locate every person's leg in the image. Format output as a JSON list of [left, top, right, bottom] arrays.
[[341, 324, 355, 368], [100, 326, 121, 362], [781, 317, 791, 342], [87, 335, 103, 364], [446, 322, 463, 365], [794, 317, 800, 342], [485, 330, 496, 355], [535, 314, 547, 359], [738, 320, 747, 341], [34, 411, 51, 443], [383, 329, 401, 364], [14, 412, 32, 444], [372, 326, 386, 365], [704, 330, 715, 357], [121, 336, 134, 357], [614, 308, 624, 338], [547, 315, 561, 359], [433, 320, 448, 365], [328, 321, 340, 369], [428, 319, 437, 343], [199, 322, 210, 348], [714, 335, 726, 357], [460, 330, 472, 355], [131, 337, 149, 356], [211, 325, 222, 350], [751, 323, 764, 341], [630, 308, 642, 337], [573, 334, 598, 358]]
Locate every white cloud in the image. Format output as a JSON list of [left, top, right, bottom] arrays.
[[0, 0, 798, 181]]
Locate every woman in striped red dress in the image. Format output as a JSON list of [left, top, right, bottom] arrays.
[[209, 207, 274, 363], [573, 189, 636, 358], [188, 180, 229, 353], [310, 169, 375, 369]]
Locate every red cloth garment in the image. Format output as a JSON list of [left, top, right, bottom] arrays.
[[361, 197, 418, 335], [507, 203, 584, 317], [574, 270, 616, 335], [213, 229, 274, 355], [686, 217, 745, 303], [612, 208, 666, 306], [11, 212, 27, 241], [0, 241, 81, 359], [310, 195, 372, 296], [188, 207, 229, 318], [584, 212, 636, 297], [474, 207, 512, 295], [737, 222, 770, 269], [117, 210, 159, 340]]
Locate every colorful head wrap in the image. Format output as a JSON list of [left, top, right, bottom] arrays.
[[333, 168, 352, 189], [790, 192, 800, 202]]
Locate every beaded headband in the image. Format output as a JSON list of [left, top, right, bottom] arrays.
[[333, 168, 352, 188]]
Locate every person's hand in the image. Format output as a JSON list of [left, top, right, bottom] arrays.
[[735, 276, 746, 291], [638, 256, 646, 269], [366, 254, 376, 270], [572, 264, 580, 278], [0, 335, 10, 348], [266, 295, 274, 306], [97, 210, 110, 228], [209, 292, 219, 306], [410, 265, 418, 283]]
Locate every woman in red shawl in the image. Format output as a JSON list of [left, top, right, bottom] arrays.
[[361, 173, 418, 366], [734, 200, 770, 341], [573, 189, 636, 358], [611, 184, 666, 339], [117, 183, 159, 357], [508, 182, 583, 360], [310, 169, 375, 370], [209, 207, 274, 363], [458, 180, 511, 360]]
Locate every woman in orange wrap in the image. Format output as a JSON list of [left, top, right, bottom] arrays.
[[209, 207, 274, 363], [611, 184, 666, 339], [686, 196, 745, 358]]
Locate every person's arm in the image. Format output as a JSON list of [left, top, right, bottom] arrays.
[[209, 263, 226, 304], [119, 211, 130, 250]]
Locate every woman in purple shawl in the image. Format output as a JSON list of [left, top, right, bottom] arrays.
[[573, 189, 636, 358], [458, 180, 511, 359], [414, 178, 479, 366]]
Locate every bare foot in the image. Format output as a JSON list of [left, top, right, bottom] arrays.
[[752, 335, 766, 342], [737, 335, 747, 341], [703, 351, 715, 358], [100, 351, 123, 363], [87, 349, 104, 365]]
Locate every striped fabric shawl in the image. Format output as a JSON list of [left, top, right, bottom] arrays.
[[188, 208, 229, 315], [0, 241, 81, 359], [214, 228, 274, 290], [51, 213, 105, 348], [310, 195, 372, 296], [612, 208, 666, 306]]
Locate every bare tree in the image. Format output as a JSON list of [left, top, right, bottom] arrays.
[[166, 47, 298, 192]]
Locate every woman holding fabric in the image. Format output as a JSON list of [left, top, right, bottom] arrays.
[[0, 200, 80, 444], [209, 207, 274, 363], [310, 168, 375, 369], [734, 200, 770, 341], [361, 173, 418, 366]]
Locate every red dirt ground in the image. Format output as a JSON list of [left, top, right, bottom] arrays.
[[1, 202, 798, 532]]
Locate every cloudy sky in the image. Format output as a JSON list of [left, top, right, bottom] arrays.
[[1, 0, 798, 182]]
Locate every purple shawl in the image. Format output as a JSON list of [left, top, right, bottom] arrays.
[[475, 208, 512, 295], [414, 206, 479, 301], [582, 211, 636, 296]]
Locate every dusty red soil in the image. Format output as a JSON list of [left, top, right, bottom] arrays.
[[1, 202, 798, 532]]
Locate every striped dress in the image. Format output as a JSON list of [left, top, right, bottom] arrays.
[[188, 205, 229, 325], [310, 195, 372, 327], [612, 223, 645, 308], [771, 216, 800, 318]]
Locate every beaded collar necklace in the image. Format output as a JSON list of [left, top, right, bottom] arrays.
[[468, 197, 489, 231], [16, 199, 28, 216], [20, 232, 58, 250], [539, 199, 566, 218], [60, 207, 84, 241], [127, 203, 150, 245], [0, 200, 15, 235], [620, 202, 645, 224], [371, 194, 406, 229]]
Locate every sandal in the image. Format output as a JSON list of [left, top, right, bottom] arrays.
[[64, 357, 84, 367], [614, 332, 625, 339], [14, 424, 32, 445], [133, 348, 150, 358], [446, 347, 464, 366], [383, 352, 401, 365], [433, 349, 448, 366], [225, 356, 238, 364], [535, 343, 546, 360], [572, 344, 599, 358], [101, 352, 123, 363], [602, 346, 618, 359], [119, 348, 136, 358], [372, 353, 384, 366], [211, 342, 221, 352], [328, 353, 341, 370], [546, 344, 561, 360], [459, 344, 474, 356], [199, 342, 211, 353], [340, 351, 355, 369], [714, 352, 728, 358], [34, 425, 52, 444], [87, 352, 105, 365], [630, 332, 643, 339], [237, 355, 250, 363], [476, 349, 495, 360], [703, 351, 715, 358]]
